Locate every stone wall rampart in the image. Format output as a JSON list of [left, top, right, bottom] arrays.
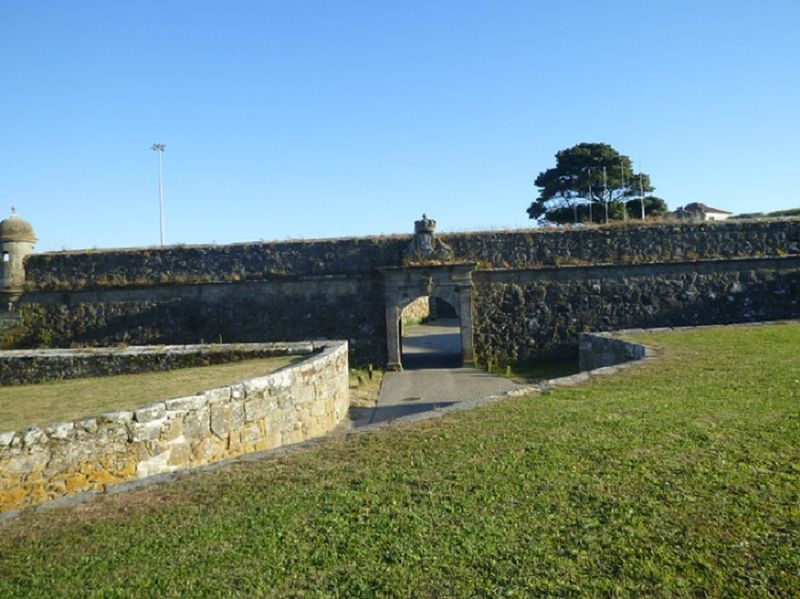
[[475, 254, 800, 283], [9, 220, 800, 369], [473, 255, 800, 365], [0, 340, 349, 513], [26, 237, 410, 291], [23, 219, 800, 291], [15, 275, 386, 365], [443, 219, 800, 269]]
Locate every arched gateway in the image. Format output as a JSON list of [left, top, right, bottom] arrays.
[[381, 215, 476, 371]]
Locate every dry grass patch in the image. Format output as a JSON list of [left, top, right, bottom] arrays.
[[349, 367, 383, 407]]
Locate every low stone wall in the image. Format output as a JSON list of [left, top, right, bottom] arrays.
[[0, 342, 314, 386], [578, 332, 647, 371], [0, 341, 349, 513]]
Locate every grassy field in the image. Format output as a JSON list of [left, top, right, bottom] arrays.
[[0, 323, 798, 596], [0, 356, 299, 431]]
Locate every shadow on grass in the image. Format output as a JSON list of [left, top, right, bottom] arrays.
[[488, 356, 580, 383]]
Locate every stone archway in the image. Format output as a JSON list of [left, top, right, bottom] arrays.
[[381, 263, 475, 371]]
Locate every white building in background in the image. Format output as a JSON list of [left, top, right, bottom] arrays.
[[674, 202, 733, 222]]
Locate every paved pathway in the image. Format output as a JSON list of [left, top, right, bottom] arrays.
[[349, 319, 523, 428]]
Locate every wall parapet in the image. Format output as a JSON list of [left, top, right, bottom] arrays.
[[22, 218, 800, 291], [0, 340, 349, 513], [0, 342, 315, 386], [474, 254, 800, 282]]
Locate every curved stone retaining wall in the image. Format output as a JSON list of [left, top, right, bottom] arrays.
[[578, 332, 647, 371], [0, 341, 349, 513], [0, 342, 315, 386], [401, 295, 431, 326]]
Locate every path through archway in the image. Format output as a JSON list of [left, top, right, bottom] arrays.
[[381, 264, 476, 371], [400, 298, 461, 369]]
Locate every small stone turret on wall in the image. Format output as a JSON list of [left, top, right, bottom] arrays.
[[0, 208, 37, 311], [403, 214, 453, 263]]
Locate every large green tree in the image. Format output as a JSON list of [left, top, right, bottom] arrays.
[[528, 143, 664, 225]]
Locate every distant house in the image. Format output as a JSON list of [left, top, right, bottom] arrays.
[[674, 202, 733, 222]]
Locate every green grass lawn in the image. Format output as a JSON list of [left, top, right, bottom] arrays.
[[0, 356, 299, 432], [1, 323, 799, 597]]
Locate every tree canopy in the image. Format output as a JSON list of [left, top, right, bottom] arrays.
[[527, 143, 665, 225]]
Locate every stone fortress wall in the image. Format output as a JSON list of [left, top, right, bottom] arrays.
[[9, 218, 800, 367], [23, 219, 800, 289], [0, 340, 349, 512], [17, 276, 386, 364], [473, 256, 800, 364]]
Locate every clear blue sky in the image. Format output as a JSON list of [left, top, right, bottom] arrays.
[[2, 1, 798, 251]]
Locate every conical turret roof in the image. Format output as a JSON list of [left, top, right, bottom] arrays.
[[0, 208, 37, 243]]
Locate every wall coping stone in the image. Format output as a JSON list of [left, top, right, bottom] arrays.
[[0, 341, 328, 386], [30, 216, 800, 257], [0, 341, 319, 359]]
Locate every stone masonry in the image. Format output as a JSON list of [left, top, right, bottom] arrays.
[[472, 256, 800, 365], [0, 340, 349, 512], [6, 218, 800, 368], [0, 342, 314, 386]]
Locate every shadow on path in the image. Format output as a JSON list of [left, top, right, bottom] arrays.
[[349, 400, 457, 428], [401, 318, 461, 370]]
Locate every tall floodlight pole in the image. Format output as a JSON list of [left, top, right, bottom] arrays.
[[640, 174, 646, 220], [587, 168, 593, 224], [151, 143, 166, 246], [620, 162, 628, 221], [603, 166, 609, 224]]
